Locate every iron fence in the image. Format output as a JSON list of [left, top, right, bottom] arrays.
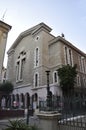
[[58, 115, 86, 130], [39, 96, 63, 111], [58, 96, 86, 130], [39, 96, 86, 116]]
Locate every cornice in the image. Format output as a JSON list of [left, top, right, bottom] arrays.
[[0, 20, 12, 32]]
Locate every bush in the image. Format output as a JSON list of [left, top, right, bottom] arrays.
[[0, 81, 13, 93], [4, 119, 39, 130]]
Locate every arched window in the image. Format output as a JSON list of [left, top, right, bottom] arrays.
[[69, 49, 72, 66], [83, 77, 86, 87], [34, 47, 39, 67], [34, 72, 39, 87], [77, 74, 81, 86], [36, 48, 38, 66], [65, 46, 68, 64], [53, 71, 58, 83], [64, 46, 73, 66], [35, 74, 38, 87]]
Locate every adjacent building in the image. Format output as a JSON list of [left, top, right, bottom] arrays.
[[0, 20, 11, 82], [6, 23, 86, 109], [1, 66, 7, 83]]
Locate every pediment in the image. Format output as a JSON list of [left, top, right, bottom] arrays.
[[8, 22, 52, 54]]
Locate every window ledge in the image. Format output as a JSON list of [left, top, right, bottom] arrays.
[[31, 86, 40, 90], [16, 79, 23, 83]]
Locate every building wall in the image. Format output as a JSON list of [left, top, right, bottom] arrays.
[[0, 21, 11, 82], [49, 41, 63, 68], [1, 67, 6, 83], [0, 31, 7, 81], [7, 29, 54, 88], [6, 50, 15, 83]]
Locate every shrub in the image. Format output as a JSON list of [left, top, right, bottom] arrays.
[[4, 119, 39, 130], [0, 81, 13, 93]]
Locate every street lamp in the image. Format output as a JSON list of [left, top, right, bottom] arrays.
[[45, 70, 50, 96], [45, 70, 52, 110]]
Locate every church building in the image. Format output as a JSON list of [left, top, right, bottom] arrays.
[[6, 23, 86, 109]]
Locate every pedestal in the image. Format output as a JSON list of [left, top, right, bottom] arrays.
[[36, 111, 61, 130]]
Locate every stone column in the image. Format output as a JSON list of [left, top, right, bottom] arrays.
[[36, 111, 61, 130]]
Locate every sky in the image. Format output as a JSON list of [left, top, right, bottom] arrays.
[[0, 0, 86, 67]]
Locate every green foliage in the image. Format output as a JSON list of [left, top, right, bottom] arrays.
[[0, 81, 13, 93], [4, 120, 39, 130], [58, 64, 77, 95], [5, 120, 29, 130]]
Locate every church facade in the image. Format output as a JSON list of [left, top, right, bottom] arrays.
[[0, 20, 11, 82], [7, 23, 86, 109]]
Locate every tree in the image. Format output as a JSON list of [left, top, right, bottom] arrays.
[[0, 81, 14, 107], [0, 81, 13, 94], [58, 64, 77, 96]]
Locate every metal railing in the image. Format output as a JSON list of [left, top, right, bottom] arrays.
[[58, 115, 86, 130], [39, 97, 63, 112], [39, 96, 86, 114], [57, 96, 86, 129]]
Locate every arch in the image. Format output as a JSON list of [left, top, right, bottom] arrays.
[[25, 93, 30, 108], [32, 93, 38, 102], [16, 94, 19, 108], [49, 91, 52, 97], [11, 94, 15, 108], [34, 93, 38, 101], [32, 93, 38, 110], [7, 94, 11, 108], [16, 94, 19, 102], [1, 96, 6, 109], [20, 93, 25, 108], [12, 94, 15, 102]]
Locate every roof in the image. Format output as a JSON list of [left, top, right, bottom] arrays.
[[49, 36, 86, 56], [8, 22, 52, 54], [0, 20, 12, 32], [7, 22, 86, 57]]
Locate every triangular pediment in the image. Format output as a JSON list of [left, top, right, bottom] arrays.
[[8, 22, 52, 54]]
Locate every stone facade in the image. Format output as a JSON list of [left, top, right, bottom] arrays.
[[6, 23, 86, 109], [0, 20, 11, 82]]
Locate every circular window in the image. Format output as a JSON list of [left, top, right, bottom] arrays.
[[35, 36, 39, 41]]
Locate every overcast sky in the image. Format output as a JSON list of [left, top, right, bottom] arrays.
[[0, 0, 86, 67]]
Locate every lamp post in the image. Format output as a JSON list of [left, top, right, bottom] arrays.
[[45, 70, 51, 110], [46, 70, 50, 96]]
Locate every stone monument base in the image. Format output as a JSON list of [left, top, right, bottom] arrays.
[[36, 111, 61, 130]]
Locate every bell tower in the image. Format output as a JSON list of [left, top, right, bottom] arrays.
[[0, 20, 11, 82]]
